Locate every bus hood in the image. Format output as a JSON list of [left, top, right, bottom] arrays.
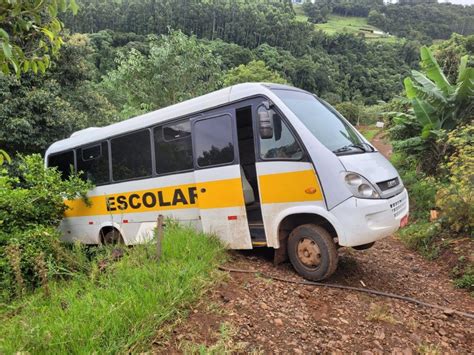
[[338, 152, 403, 197]]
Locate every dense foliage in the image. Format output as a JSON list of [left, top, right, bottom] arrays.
[[392, 46, 473, 173], [303, 0, 383, 23], [436, 125, 473, 234], [300, 0, 473, 43], [222, 60, 287, 87], [1, 0, 471, 156], [0, 27, 414, 155], [368, 4, 474, 42], [0, 34, 118, 154], [62, 0, 312, 55], [101, 30, 222, 118], [0, 155, 91, 301], [389, 43, 473, 289], [0, 0, 79, 74]]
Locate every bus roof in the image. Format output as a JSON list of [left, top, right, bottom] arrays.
[[45, 82, 301, 156]]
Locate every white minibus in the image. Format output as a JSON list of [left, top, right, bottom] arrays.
[[45, 83, 409, 280]]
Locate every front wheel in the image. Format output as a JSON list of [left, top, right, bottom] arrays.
[[287, 224, 338, 281]]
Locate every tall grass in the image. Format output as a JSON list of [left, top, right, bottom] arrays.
[[0, 223, 226, 353]]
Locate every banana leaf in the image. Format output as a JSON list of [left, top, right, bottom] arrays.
[[411, 70, 447, 108], [412, 97, 439, 128], [420, 46, 453, 96], [454, 58, 474, 105]]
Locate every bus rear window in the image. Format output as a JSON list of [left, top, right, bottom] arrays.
[[77, 142, 110, 184], [48, 151, 74, 180]]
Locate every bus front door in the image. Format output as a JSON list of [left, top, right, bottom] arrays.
[[254, 103, 324, 249], [192, 112, 253, 249]]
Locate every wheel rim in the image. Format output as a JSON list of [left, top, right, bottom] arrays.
[[297, 237, 321, 269]]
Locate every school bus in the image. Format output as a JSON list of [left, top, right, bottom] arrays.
[[45, 83, 409, 280]]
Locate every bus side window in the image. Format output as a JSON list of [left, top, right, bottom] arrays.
[[258, 109, 303, 161], [154, 120, 193, 174], [194, 115, 235, 168], [76, 142, 110, 184], [48, 150, 75, 180], [111, 130, 152, 181]]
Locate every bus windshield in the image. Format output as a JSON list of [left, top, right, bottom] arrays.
[[272, 89, 371, 155]]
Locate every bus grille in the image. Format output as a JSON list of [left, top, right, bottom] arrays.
[[377, 177, 400, 191], [390, 194, 407, 218]]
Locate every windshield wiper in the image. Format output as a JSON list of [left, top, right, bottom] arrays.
[[353, 142, 375, 152], [333, 144, 365, 154], [333, 143, 375, 154]]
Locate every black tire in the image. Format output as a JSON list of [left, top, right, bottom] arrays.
[[352, 242, 375, 251], [287, 224, 338, 281], [102, 229, 124, 245]]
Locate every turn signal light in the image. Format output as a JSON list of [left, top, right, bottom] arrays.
[[305, 187, 317, 194]]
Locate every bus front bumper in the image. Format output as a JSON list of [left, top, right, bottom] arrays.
[[331, 189, 409, 247]]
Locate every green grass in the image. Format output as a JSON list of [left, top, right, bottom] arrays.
[[315, 15, 399, 43], [293, 6, 400, 42], [0, 223, 226, 353], [454, 270, 474, 291], [316, 15, 371, 35]]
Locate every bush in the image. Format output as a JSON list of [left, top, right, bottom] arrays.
[[334, 101, 362, 125], [436, 125, 474, 234], [0, 155, 92, 301], [359, 103, 388, 126], [390, 153, 437, 221], [453, 266, 474, 292], [398, 221, 442, 260]]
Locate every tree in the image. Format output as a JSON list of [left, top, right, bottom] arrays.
[[0, 0, 79, 75], [367, 10, 386, 29], [433, 34, 473, 83], [393, 46, 473, 172], [403, 46, 473, 132], [371, 3, 474, 41], [100, 30, 222, 118], [222, 60, 287, 87], [0, 34, 118, 154], [302, 1, 330, 24]]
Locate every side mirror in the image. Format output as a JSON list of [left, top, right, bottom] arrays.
[[258, 107, 274, 139]]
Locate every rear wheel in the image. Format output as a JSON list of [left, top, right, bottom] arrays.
[[287, 224, 338, 281], [101, 229, 124, 245]]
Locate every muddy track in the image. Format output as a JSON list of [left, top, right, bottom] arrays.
[[153, 236, 473, 354]]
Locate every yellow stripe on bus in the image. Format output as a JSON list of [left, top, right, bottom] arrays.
[[64, 178, 245, 218], [258, 169, 323, 204], [64, 170, 322, 218]]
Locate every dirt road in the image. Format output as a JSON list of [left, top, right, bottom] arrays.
[[154, 237, 473, 353], [152, 131, 473, 353]]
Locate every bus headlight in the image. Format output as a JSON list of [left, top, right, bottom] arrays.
[[344, 172, 380, 199]]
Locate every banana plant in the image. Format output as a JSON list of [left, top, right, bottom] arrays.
[[399, 46, 473, 138]]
